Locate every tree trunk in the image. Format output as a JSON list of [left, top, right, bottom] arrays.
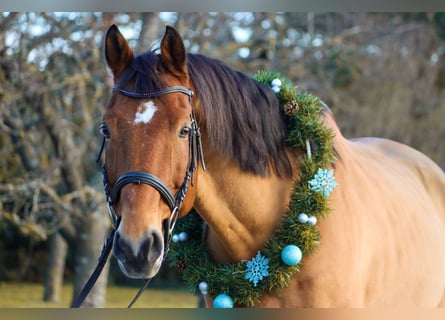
[[137, 12, 159, 52], [43, 232, 67, 303], [72, 208, 111, 307]]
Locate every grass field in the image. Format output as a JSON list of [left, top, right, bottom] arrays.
[[0, 282, 197, 308]]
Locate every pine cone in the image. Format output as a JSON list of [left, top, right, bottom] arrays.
[[176, 259, 186, 274], [284, 100, 299, 116]]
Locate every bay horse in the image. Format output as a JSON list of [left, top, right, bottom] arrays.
[[101, 24, 445, 307]]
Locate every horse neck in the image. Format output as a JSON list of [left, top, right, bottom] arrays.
[[193, 148, 298, 264]]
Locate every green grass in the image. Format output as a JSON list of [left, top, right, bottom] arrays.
[[0, 282, 197, 308]]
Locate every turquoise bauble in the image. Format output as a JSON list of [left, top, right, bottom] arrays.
[[178, 231, 188, 241], [213, 293, 234, 308], [281, 245, 302, 266]]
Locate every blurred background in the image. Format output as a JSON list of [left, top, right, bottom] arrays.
[[1, 12, 444, 307]]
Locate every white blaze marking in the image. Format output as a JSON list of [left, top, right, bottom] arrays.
[[134, 101, 158, 124]]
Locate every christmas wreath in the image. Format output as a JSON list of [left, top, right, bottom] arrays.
[[167, 70, 337, 307]]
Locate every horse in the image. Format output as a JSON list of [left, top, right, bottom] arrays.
[[100, 24, 445, 307]]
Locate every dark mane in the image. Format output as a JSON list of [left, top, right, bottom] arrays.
[[118, 51, 292, 178], [187, 54, 292, 177]]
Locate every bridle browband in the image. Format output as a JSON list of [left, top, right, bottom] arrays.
[[71, 84, 205, 308]]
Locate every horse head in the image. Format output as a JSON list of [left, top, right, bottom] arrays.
[[102, 25, 202, 279]]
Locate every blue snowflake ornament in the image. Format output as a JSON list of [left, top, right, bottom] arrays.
[[245, 251, 270, 287], [308, 168, 338, 197]]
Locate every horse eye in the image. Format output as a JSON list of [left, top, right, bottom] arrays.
[[99, 122, 110, 139], [178, 126, 191, 138]]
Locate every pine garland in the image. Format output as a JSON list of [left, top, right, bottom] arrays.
[[167, 70, 336, 307]]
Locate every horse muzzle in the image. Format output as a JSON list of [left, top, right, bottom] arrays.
[[113, 227, 164, 279]]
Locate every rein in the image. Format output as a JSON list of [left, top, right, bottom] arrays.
[[71, 85, 205, 308]]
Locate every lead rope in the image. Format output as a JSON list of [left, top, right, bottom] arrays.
[[127, 278, 153, 308], [71, 217, 121, 308]]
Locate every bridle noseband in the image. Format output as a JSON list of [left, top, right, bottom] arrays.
[[72, 84, 205, 308]]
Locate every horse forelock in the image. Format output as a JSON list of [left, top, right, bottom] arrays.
[[115, 51, 166, 95]]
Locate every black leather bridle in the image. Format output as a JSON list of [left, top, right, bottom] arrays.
[[71, 85, 205, 308], [104, 85, 206, 240]]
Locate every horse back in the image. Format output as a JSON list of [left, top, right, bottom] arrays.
[[317, 108, 445, 306], [322, 105, 445, 216]]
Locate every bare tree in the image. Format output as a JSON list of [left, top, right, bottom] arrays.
[[0, 12, 112, 307]]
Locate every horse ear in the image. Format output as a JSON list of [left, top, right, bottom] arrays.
[[105, 24, 134, 76], [159, 25, 187, 76]]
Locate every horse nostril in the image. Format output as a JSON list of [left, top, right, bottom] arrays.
[[114, 230, 163, 263], [114, 232, 134, 261], [139, 230, 163, 261]]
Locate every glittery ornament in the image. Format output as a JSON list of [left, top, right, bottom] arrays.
[[199, 281, 208, 295], [271, 78, 282, 87], [307, 216, 317, 226], [309, 168, 338, 197], [298, 213, 309, 224], [271, 78, 282, 93], [213, 293, 234, 308], [281, 245, 302, 266], [245, 251, 270, 287], [272, 85, 280, 93], [178, 231, 188, 241]]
